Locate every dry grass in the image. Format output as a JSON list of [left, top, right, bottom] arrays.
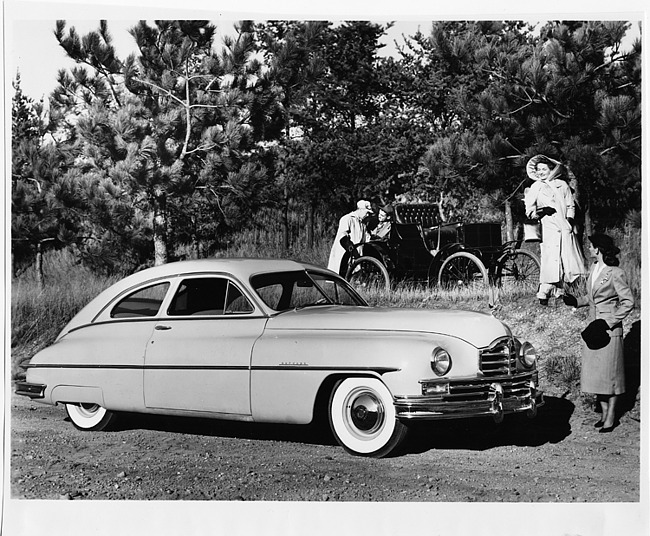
[[10, 250, 118, 379]]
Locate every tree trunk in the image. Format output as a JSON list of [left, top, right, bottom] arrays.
[[569, 174, 585, 246], [282, 186, 290, 250], [35, 241, 44, 290], [153, 194, 168, 266], [584, 198, 593, 238], [307, 202, 315, 248], [189, 217, 199, 260], [504, 198, 514, 242]]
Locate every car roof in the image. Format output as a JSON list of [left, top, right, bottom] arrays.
[[57, 258, 330, 338], [123, 258, 319, 283]]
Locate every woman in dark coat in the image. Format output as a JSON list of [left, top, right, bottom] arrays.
[[563, 233, 634, 433]]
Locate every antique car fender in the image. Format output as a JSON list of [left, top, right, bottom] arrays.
[[249, 328, 480, 424]]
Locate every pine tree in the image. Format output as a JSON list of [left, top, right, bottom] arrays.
[[410, 21, 641, 235], [11, 73, 79, 286], [53, 20, 269, 266]]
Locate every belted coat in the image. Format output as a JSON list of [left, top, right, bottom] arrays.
[[524, 178, 586, 284]]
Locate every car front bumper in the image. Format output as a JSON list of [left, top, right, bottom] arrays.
[[394, 373, 543, 423]]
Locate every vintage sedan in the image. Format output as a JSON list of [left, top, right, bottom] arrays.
[[16, 258, 543, 457]]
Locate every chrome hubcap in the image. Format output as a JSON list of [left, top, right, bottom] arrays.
[[348, 391, 384, 435], [77, 403, 100, 417]]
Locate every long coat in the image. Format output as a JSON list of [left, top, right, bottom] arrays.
[[575, 264, 634, 395], [327, 212, 369, 275], [524, 178, 586, 284]]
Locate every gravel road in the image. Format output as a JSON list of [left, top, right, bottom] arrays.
[[10, 388, 640, 502]]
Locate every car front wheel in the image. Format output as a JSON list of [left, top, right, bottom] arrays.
[[328, 378, 408, 457], [65, 403, 117, 431]]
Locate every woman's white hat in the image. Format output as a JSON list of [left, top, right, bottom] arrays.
[[526, 154, 564, 181]]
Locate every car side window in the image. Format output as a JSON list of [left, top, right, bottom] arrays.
[[225, 282, 254, 314], [169, 277, 227, 316], [111, 282, 170, 318], [168, 277, 253, 316]]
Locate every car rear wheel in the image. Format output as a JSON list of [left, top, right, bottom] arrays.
[[328, 378, 408, 457], [65, 403, 117, 431], [345, 256, 390, 292]]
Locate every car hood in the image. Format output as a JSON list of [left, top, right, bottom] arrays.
[[266, 306, 510, 348]]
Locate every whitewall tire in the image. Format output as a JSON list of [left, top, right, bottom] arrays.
[[329, 377, 408, 457], [65, 403, 117, 431]]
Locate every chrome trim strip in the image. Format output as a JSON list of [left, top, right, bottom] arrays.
[[67, 315, 270, 335], [25, 363, 399, 373], [420, 372, 536, 385], [396, 384, 544, 420]]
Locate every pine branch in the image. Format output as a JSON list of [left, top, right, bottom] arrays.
[[180, 60, 192, 159], [133, 77, 186, 107]]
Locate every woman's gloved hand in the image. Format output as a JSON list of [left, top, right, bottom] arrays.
[[562, 294, 578, 307], [536, 206, 556, 218]]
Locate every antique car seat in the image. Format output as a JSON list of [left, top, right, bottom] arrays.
[[394, 204, 460, 253]]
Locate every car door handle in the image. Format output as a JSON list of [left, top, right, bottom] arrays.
[[155, 325, 172, 331]]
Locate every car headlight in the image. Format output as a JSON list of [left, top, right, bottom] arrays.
[[519, 341, 537, 368], [431, 347, 452, 376]]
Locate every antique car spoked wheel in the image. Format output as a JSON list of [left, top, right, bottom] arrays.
[[345, 256, 390, 292], [495, 250, 540, 291], [329, 378, 408, 457], [437, 251, 488, 289], [65, 403, 118, 431]]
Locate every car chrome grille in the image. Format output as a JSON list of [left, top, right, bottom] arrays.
[[480, 337, 517, 376], [445, 376, 532, 401]]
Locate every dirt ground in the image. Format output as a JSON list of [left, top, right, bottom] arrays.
[[9, 386, 640, 503]]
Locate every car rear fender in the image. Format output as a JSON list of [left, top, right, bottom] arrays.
[[51, 385, 105, 407]]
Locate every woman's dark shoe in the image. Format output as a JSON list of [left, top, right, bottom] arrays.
[[599, 424, 617, 433], [594, 420, 604, 428], [539, 299, 549, 306]]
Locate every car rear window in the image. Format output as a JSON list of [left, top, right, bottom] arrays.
[[111, 282, 170, 318]]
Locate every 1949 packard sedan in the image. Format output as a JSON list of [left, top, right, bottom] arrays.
[[16, 258, 543, 457]]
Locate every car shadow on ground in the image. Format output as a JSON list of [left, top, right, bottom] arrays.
[[102, 412, 340, 447], [401, 395, 575, 455], [93, 395, 574, 455]]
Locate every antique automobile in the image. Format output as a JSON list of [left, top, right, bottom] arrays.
[[343, 203, 540, 292], [16, 258, 543, 457]]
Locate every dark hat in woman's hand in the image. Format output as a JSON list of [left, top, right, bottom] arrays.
[[588, 233, 620, 255], [581, 319, 611, 350]]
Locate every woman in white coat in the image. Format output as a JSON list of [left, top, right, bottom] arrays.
[[327, 200, 374, 275], [563, 233, 634, 433], [524, 155, 587, 304]]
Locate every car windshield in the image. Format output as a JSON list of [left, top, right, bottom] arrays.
[[250, 270, 367, 312]]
